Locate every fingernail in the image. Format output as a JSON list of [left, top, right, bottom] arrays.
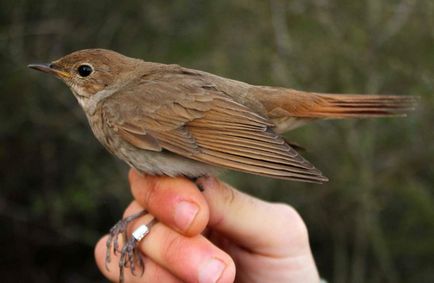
[[199, 258, 226, 283], [174, 201, 199, 231]]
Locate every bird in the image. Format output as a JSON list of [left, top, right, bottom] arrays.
[[28, 49, 417, 183], [28, 48, 417, 281]]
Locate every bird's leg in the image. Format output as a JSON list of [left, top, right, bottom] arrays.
[[117, 218, 156, 283], [106, 175, 205, 282], [105, 209, 153, 283]]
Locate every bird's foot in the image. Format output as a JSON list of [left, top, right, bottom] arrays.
[[105, 210, 155, 283]]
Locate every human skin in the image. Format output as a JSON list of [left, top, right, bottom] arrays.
[[94, 169, 320, 283]]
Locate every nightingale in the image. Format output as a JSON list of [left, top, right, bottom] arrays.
[[28, 49, 416, 282], [28, 48, 416, 183]]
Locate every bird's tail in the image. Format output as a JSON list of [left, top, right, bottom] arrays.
[[252, 87, 418, 119], [308, 93, 418, 118]]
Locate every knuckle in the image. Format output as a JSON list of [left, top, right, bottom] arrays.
[[144, 259, 164, 282], [129, 170, 168, 207], [161, 232, 185, 265], [146, 177, 161, 203], [133, 175, 160, 207], [272, 203, 309, 247], [200, 176, 236, 206], [217, 181, 236, 206]]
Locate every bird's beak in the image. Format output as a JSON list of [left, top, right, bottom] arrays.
[[28, 63, 71, 78]]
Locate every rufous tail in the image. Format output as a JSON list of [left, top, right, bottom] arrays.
[[254, 87, 418, 119], [309, 93, 418, 118]]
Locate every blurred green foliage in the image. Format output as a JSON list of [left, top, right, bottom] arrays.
[[0, 0, 433, 282]]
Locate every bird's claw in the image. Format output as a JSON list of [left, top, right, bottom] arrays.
[[105, 209, 148, 282]]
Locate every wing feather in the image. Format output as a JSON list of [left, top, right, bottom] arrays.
[[101, 71, 328, 183], [117, 128, 162, 151], [197, 151, 324, 182], [191, 132, 304, 165]]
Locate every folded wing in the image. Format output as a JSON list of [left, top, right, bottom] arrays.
[[102, 74, 328, 183]]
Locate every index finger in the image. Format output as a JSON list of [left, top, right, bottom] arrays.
[[128, 169, 209, 237]]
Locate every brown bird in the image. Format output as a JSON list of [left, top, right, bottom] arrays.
[[28, 49, 416, 183], [28, 48, 416, 281]]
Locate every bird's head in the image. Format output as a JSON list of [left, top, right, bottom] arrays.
[[28, 49, 142, 109]]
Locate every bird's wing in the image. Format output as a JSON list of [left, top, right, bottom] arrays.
[[101, 74, 328, 183]]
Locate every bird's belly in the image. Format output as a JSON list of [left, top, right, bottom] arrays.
[[89, 115, 218, 177]]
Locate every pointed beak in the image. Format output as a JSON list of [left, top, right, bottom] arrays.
[[28, 63, 71, 78]]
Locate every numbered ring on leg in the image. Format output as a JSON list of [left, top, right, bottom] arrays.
[[132, 218, 156, 242]]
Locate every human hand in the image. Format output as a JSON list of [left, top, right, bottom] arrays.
[[94, 169, 320, 283]]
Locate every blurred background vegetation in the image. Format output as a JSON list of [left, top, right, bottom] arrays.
[[1, 0, 433, 282]]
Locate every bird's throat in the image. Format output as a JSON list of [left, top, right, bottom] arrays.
[[71, 87, 118, 116]]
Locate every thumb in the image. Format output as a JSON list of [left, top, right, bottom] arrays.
[[196, 176, 311, 258]]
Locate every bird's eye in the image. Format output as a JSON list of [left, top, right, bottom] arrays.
[[77, 64, 93, 77]]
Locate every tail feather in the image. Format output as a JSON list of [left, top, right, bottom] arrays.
[[250, 86, 418, 123], [306, 93, 418, 118]]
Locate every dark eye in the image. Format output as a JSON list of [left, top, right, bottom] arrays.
[[77, 64, 93, 77]]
